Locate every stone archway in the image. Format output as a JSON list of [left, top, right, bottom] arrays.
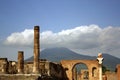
[[72, 63, 88, 80], [61, 60, 99, 80]]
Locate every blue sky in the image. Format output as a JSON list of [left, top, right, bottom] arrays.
[[0, 0, 120, 60], [0, 0, 120, 36]]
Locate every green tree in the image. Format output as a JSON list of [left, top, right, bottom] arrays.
[[102, 65, 110, 74]]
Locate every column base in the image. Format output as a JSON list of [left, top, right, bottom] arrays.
[[17, 69, 24, 74], [33, 67, 39, 74]]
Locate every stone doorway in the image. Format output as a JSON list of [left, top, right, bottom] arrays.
[[72, 63, 89, 80]]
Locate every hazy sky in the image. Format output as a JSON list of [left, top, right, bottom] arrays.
[[0, 0, 120, 60]]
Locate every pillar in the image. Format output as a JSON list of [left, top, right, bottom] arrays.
[[117, 64, 120, 80], [97, 53, 103, 80], [33, 26, 40, 73], [17, 51, 24, 73]]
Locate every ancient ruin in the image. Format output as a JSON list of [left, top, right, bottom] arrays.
[[0, 26, 119, 80], [33, 26, 40, 73], [17, 51, 24, 74]]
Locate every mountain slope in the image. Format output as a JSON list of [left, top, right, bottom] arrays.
[[102, 54, 120, 71], [26, 47, 120, 71], [41, 47, 95, 61], [27, 47, 95, 62]]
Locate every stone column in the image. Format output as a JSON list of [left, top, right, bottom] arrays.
[[97, 53, 103, 80], [117, 64, 120, 80], [33, 26, 40, 73], [17, 51, 24, 74]]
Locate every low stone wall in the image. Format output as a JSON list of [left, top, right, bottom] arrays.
[[0, 74, 66, 80], [0, 74, 40, 80]]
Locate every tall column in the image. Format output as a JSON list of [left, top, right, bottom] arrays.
[[33, 26, 40, 73], [117, 64, 120, 80], [18, 51, 24, 74], [97, 53, 103, 80], [99, 66, 102, 80]]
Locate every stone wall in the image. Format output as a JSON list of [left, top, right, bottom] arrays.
[[24, 61, 33, 74], [0, 58, 8, 74], [0, 58, 67, 80], [8, 61, 17, 74], [50, 62, 67, 80], [105, 71, 117, 80], [0, 74, 40, 80]]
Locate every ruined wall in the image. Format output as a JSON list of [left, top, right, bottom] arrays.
[[24, 62, 33, 74], [0, 58, 8, 74], [105, 72, 117, 80], [49, 62, 66, 79], [0, 58, 119, 80], [8, 61, 17, 74], [0, 59, 18, 74], [0, 58, 64, 78]]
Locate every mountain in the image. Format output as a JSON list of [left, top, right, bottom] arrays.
[[27, 47, 95, 62], [26, 47, 120, 71], [102, 54, 120, 71]]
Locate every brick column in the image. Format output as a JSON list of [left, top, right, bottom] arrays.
[[117, 64, 120, 80], [33, 26, 40, 73], [18, 51, 24, 74]]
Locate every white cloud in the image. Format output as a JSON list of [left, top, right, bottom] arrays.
[[4, 29, 34, 46], [4, 25, 120, 58], [40, 24, 102, 49], [99, 26, 120, 52]]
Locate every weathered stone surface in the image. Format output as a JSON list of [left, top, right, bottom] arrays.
[[105, 72, 117, 80], [0, 58, 8, 74], [61, 60, 99, 80], [33, 26, 40, 73], [17, 51, 24, 74], [0, 74, 40, 80], [117, 64, 120, 80]]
